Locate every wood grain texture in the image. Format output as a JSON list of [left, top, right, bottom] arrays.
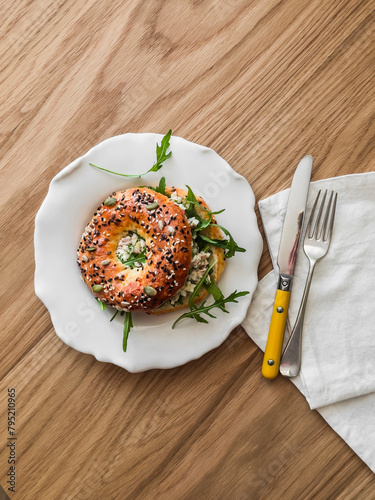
[[1, 0, 374, 498]]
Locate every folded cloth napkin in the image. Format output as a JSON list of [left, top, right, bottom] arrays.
[[242, 172, 375, 473]]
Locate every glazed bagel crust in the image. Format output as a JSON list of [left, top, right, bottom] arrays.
[[77, 188, 193, 311]]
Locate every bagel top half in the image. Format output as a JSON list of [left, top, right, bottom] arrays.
[[77, 186, 225, 313], [77, 187, 193, 311]]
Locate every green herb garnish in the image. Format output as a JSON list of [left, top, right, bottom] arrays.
[[120, 250, 146, 268], [117, 238, 147, 268], [110, 310, 119, 322], [172, 290, 250, 328], [184, 185, 224, 230], [184, 185, 244, 259], [205, 279, 224, 301], [89, 130, 172, 178], [97, 299, 107, 311], [198, 224, 245, 259], [187, 200, 225, 217], [153, 176, 167, 196], [143, 177, 171, 197], [123, 312, 133, 351], [184, 185, 200, 218], [153, 130, 172, 172], [173, 256, 249, 328]]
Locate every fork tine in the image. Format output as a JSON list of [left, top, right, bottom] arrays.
[[324, 192, 337, 241], [321, 191, 333, 241], [307, 190, 321, 238], [313, 190, 327, 239]]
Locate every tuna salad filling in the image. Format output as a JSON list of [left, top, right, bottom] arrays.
[[168, 192, 212, 306], [116, 231, 146, 267]]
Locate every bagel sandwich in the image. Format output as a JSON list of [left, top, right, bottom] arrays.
[[77, 186, 225, 315]]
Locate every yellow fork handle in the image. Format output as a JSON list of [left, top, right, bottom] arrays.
[[262, 289, 291, 379]]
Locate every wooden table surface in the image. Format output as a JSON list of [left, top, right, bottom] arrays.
[[1, 1, 374, 498]]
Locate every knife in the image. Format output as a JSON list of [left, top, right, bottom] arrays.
[[261, 156, 313, 379]]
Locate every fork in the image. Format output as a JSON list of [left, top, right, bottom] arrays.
[[279, 189, 338, 378]]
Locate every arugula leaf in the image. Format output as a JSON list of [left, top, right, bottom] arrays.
[[198, 224, 245, 258], [97, 299, 107, 311], [183, 186, 223, 232], [180, 185, 245, 258], [96, 299, 133, 352], [143, 176, 172, 197], [183, 186, 244, 256], [124, 252, 146, 268], [184, 185, 200, 218], [172, 290, 250, 328], [187, 199, 225, 217], [89, 130, 172, 178], [123, 312, 133, 351], [154, 129, 172, 171], [110, 310, 119, 322], [195, 214, 212, 231], [118, 249, 146, 268], [184, 185, 225, 216], [154, 176, 166, 195], [205, 280, 224, 301]]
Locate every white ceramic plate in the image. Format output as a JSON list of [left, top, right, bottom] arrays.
[[34, 133, 262, 372]]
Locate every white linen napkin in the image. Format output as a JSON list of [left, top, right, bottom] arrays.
[[242, 172, 375, 473]]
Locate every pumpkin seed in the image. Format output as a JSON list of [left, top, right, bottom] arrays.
[[87, 247, 97, 252], [92, 284, 103, 293], [143, 286, 157, 297], [104, 196, 116, 206], [146, 202, 159, 210], [101, 259, 110, 266]]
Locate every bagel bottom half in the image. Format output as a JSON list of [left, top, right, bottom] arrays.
[[148, 187, 225, 315]]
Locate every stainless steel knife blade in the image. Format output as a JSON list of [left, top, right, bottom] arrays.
[[277, 155, 313, 280]]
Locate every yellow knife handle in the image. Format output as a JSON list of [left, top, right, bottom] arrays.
[[262, 289, 291, 379]]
